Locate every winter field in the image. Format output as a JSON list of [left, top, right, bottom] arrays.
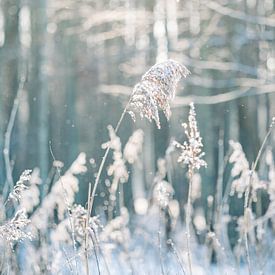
[[1, 0, 275, 274]]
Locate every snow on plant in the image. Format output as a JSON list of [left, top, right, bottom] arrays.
[[266, 149, 275, 203], [153, 180, 174, 209], [229, 140, 265, 200], [19, 168, 41, 213], [32, 153, 87, 231], [153, 159, 174, 209], [8, 169, 32, 203], [100, 207, 130, 249], [103, 126, 144, 220], [0, 208, 32, 245], [0, 171, 33, 246], [51, 204, 101, 245], [102, 125, 129, 184], [123, 129, 144, 164], [261, 149, 275, 231], [191, 173, 202, 201], [128, 59, 190, 129], [174, 102, 207, 170]]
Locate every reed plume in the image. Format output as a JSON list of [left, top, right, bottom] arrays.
[[129, 59, 190, 129]]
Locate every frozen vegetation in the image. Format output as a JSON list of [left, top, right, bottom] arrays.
[[0, 60, 275, 275]]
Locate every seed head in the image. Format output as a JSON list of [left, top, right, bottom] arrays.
[[174, 103, 207, 170], [128, 59, 190, 129]]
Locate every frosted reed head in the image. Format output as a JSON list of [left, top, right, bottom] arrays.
[[128, 59, 190, 129]]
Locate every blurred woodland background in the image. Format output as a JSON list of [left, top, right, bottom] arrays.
[[0, 0, 275, 213]]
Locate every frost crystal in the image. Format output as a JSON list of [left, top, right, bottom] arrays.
[[129, 59, 190, 129], [174, 103, 207, 170], [9, 170, 32, 202], [0, 209, 32, 244], [153, 180, 174, 208]]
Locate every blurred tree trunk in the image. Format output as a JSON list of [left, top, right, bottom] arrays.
[[29, 0, 48, 196], [0, 0, 20, 184], [64, 34, 78, 165]]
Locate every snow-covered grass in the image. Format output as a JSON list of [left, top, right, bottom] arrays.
[[0, 61, 275, 275]]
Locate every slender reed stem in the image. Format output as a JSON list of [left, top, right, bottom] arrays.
[[158, 208, 165, 275], [186, 168, 193, 275], [243, 119, 274, 275], [84, 104, 129, 275], [93, 232, 111, 275], [89, 228, 101, 275], [88, 105, 128, 215], [168, 239, 186, 275], [84, 183, 92, 275]]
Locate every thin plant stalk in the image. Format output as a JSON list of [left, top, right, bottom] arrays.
[[93, 231, 111, 275], [84, 182, 92, 275], [167, 238, 186, 275], [89, 228, 101, 275], [84, 104, 129, 275], [243, 118, 274, 275], [243, 181, 252, 275], [56, 244, 110, 275], [158, 208, 165, 275], [62, 247, 74, 274], [186, 168, 193, 275]]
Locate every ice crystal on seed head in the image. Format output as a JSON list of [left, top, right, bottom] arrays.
[[174, 103, 207, 170], [153, 180, 174, 208], [129, 59, 190, 129], [9, 170, 32, 202], [0, 208, 32, 244]]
